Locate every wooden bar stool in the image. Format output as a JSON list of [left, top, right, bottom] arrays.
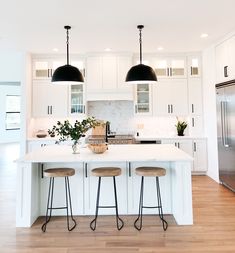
[[90, 167, 124, 231], [134, 166, 168, 231], [41, 168, 77, 232]]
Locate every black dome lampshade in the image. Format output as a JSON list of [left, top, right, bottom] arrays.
[[52, 26, 84, 84], [126, 25, 157, 84]]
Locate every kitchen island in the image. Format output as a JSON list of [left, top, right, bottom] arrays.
[[16, 144, 193, 227]]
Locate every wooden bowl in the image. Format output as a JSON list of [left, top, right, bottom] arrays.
[[88, 143, 108, 154]]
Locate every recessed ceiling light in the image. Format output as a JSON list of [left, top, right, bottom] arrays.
[[53, 48, 59, 52], [105, 48, 111, 52], [200, 33, 208, 38], [157, 47, 164, 51]]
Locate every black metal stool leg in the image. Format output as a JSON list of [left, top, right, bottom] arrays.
[[134, 176, 144, 231], [113, 176, 124, 230], [156, 177, 168, 231], [90, 177, 101, 231], [41, 177, 54, 232], [65, 176, 77, 231]]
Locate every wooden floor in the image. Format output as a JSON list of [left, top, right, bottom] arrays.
[[1, 144, 235, 252]]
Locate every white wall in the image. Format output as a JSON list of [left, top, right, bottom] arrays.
[[0, 83, 21, 143], [202, 46, 219, 182], [0, 51, 24, 143]]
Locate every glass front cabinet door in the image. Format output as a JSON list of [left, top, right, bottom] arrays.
[[135, 83, 152, 115], [70, 84, 85, 115]]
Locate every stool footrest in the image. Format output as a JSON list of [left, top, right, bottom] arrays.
[[48, 207, 68, 210], [142, 205, 161, 209], [98, 205, 116, 209]]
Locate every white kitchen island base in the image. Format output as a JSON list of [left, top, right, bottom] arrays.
[[16, 144, 193, 227]]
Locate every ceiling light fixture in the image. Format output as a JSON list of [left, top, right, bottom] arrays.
[[157, 47, 164, 51], [200, 33, 208, 38], [126, 25, 157, 83], [53, 48, 59, 52], [105, 48, 111, 52], [52, 26, 84, 84]]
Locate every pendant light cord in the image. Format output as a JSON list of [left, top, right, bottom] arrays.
[[66, 28, 69, 65], [139, 28, 142, 64], [138, 25, 144, 64]]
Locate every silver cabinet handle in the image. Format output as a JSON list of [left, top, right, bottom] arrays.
[[190, 66, 193, 76], [171, 104, 173, 113], [193, 142, 197, 152], [135, 104, 137, 113], [128, 162, 131, 177], [224, 66, 228, 78], [50, 106, 53, 115], [192, 117, 195, 127], [83, 105, 86, 114], [47, 106, 49, 114], [84, 162, 88, 178], [168, 104, 170, 113], [178, 142, 180, 148], [192, 104, 194, 113]]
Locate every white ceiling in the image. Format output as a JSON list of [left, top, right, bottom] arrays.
[[1, 0, 235, 54]]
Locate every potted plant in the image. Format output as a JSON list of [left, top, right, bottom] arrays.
[[175, 118, 187, 136], [48, 117, 100, 154]]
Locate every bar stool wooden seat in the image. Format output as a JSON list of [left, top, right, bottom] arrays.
[[90, 167, 124, 231], [41, 168, 77, 232], [134, 166, 168, 231]]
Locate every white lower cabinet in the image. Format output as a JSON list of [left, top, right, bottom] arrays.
[[40, 163, 84, 215], [161, 138, 207, 173], [127, 161, 172, 215], [189, 116, 204, 136], [84, 162, 128, 215], [192, 139, 207, 173]]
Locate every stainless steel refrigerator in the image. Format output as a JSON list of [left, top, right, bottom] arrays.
[[216, 82, 235, 191]]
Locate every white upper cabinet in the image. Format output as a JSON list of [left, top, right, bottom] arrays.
[[188, 78, 203, 115], [86, 56, 103, 93], [86, 55, 133, 100], [32, 82, 68, 117], [153, 79, 188, 116], [153, 57, 187, 79], [187, 55, 201, 78], [215, 36, 235, 83], [33, 58, 65, 80], [134, 83, 152, 115]]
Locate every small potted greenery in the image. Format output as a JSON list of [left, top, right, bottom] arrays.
[[175, 118, 187, 136], [48, 117, 100, 154]]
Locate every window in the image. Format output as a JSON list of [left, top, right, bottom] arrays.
[[5, 95, 21, 130]]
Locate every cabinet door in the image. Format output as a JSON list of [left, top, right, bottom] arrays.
[[27, 140, 55, 153], [86, 56, 103, 92], [33, 60, 50, 79], [153, 59, 168, 78], [102, 56, 117, 90], [193, 140, 207, 172], [33, 83, 68, 117], [188, 78, 203, 115], [127, 161, 172, 214], [84, 162, 128, 215], [154, 79, 188, 116], [135, 83, 152, 115], [170, 79, 188, 115], [189, 116, 204, 136], [228, 36, 235, 81], [154, 80, 172, 115], [69, 84, 85, 115], [117, 56, 133, 93], [188, 56, 201, 78], [216, 41, 229, 83], [40, 163, 84, 216], [169, 58, 187, 78]]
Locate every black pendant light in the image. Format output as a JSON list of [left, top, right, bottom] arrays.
[[52, 26, 84, 84], [126, 25, 157, 83]]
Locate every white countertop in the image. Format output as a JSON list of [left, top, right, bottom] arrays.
[[135, 135, 206, 141], [18, 144, 193, 163]]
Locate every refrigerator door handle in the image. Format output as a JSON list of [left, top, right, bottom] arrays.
[[221, 101, 226, 147], [223, 101, 229, 147]]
